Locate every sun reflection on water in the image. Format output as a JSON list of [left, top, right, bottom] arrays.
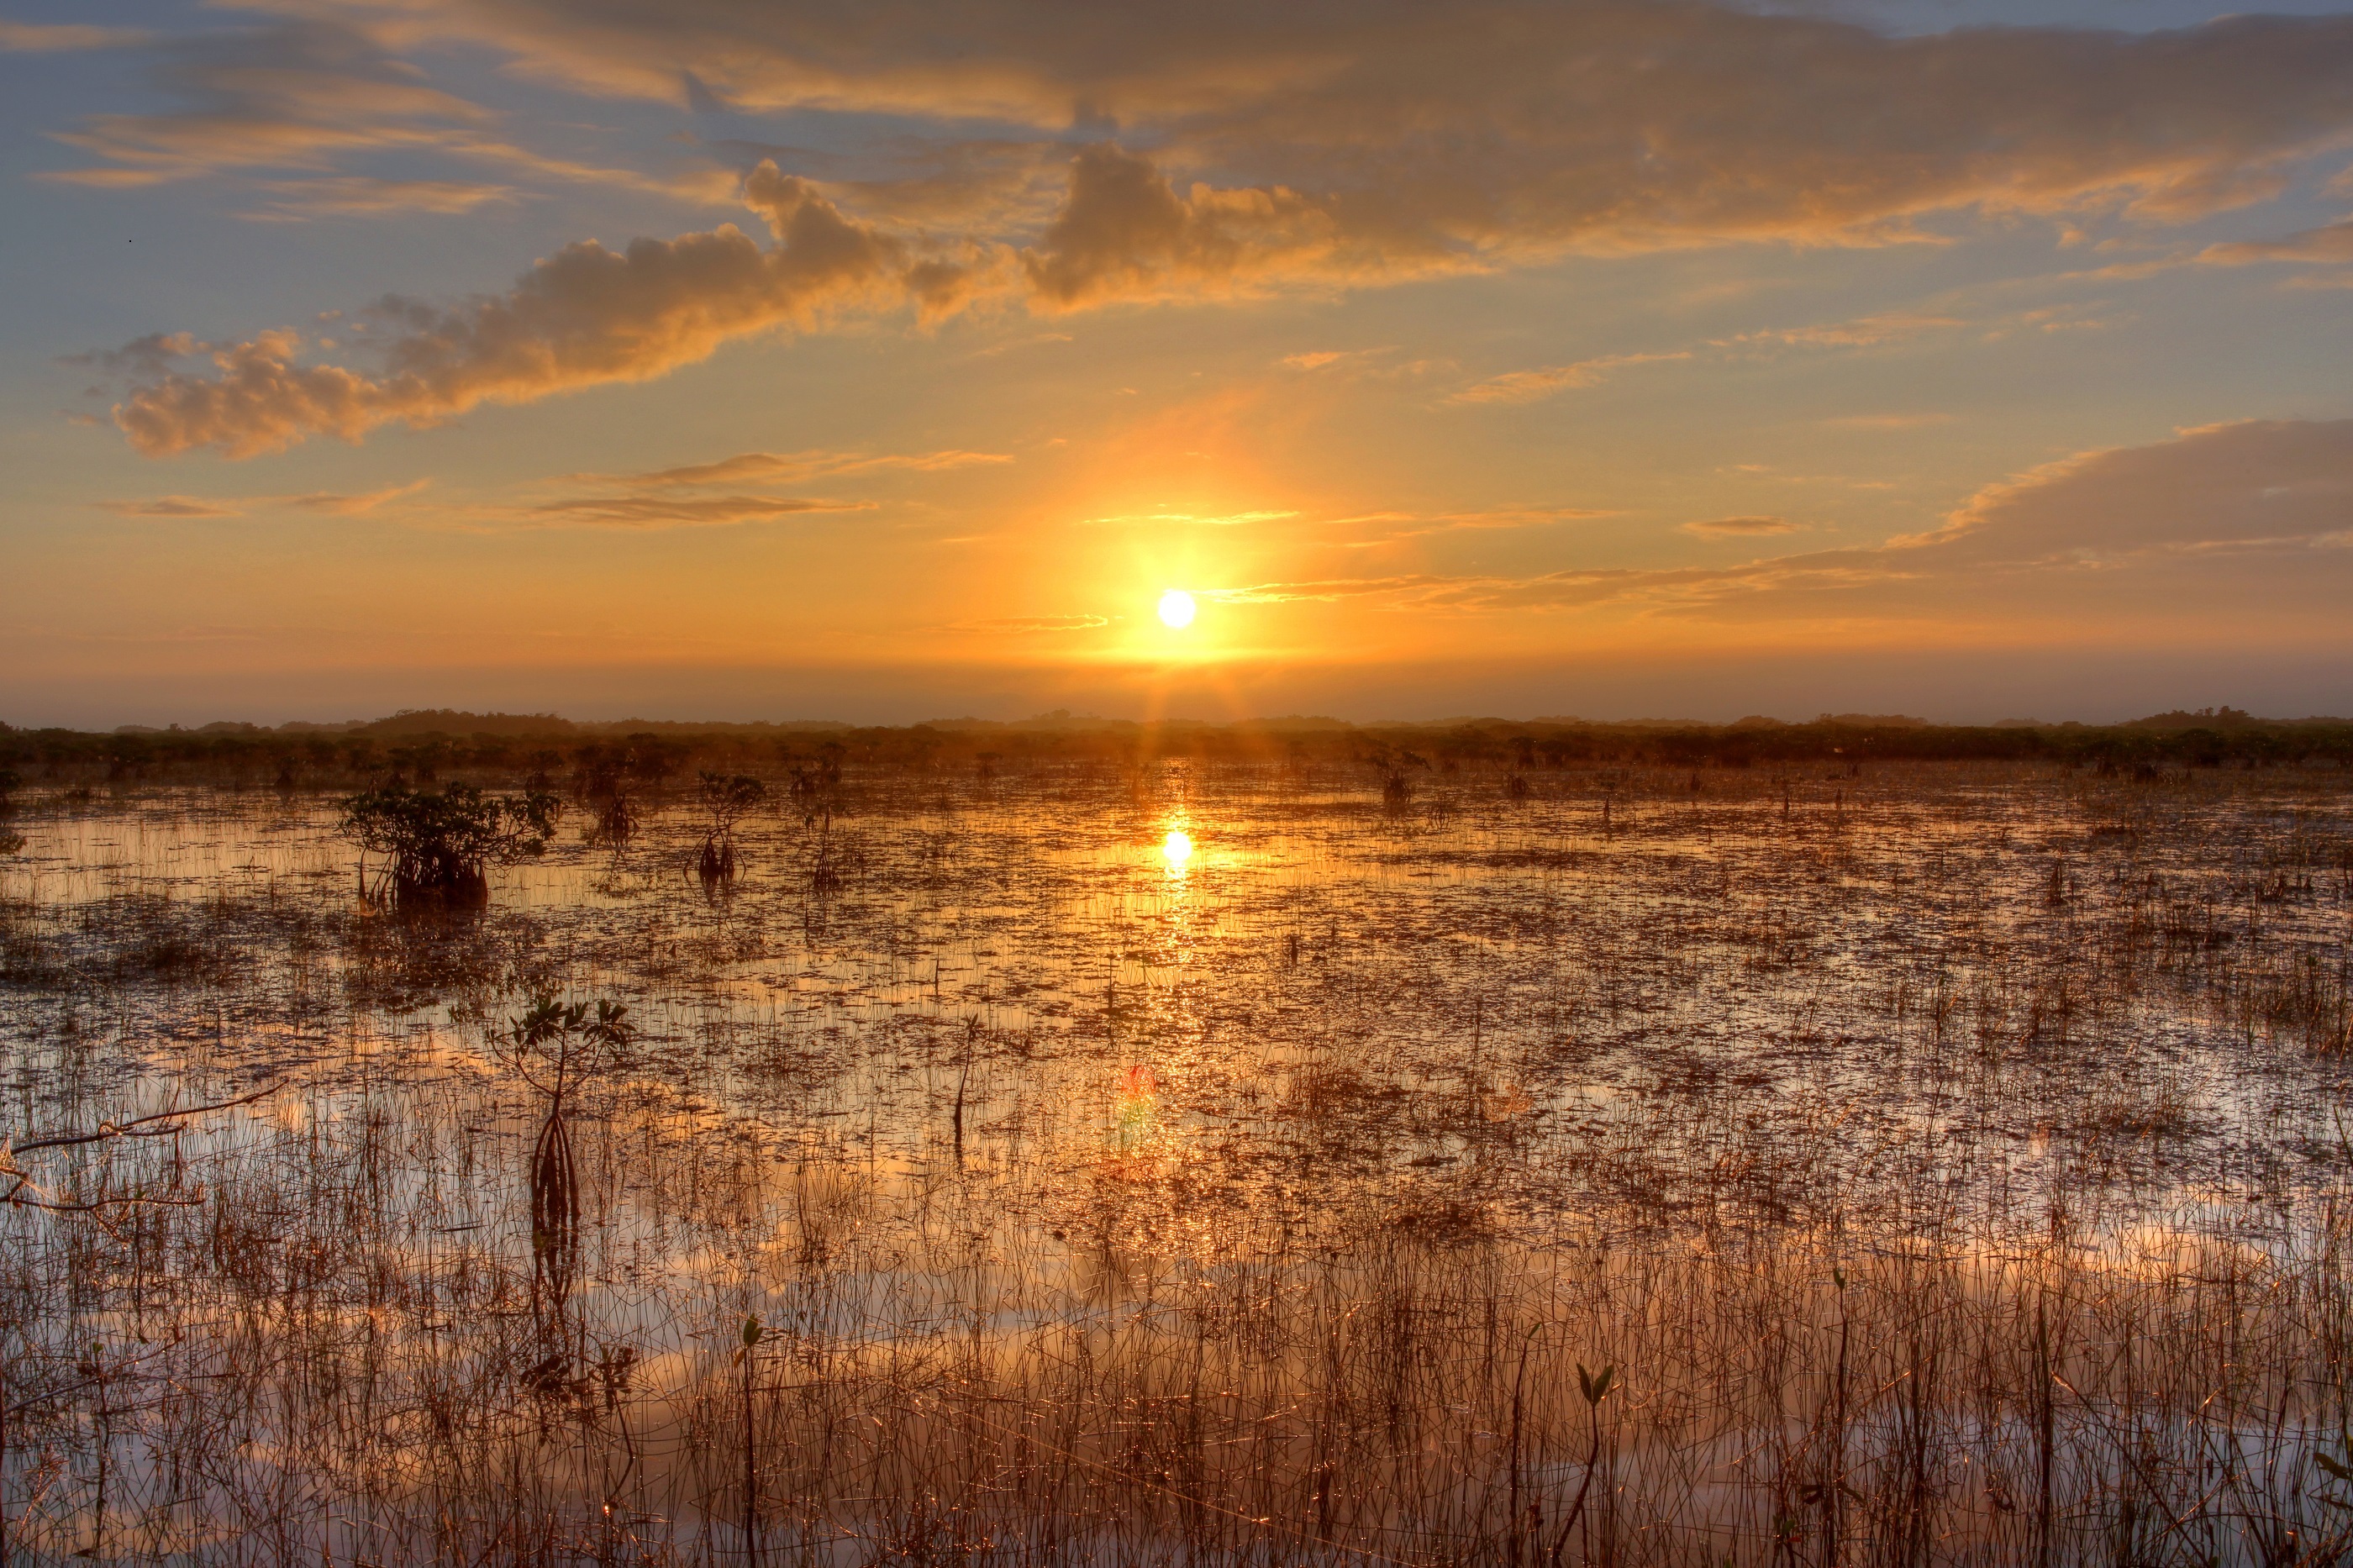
[[1161, 826, 1193, 873]]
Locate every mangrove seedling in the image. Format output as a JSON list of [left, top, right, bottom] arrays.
[[503, 997, 630, 1313], [697, 771, 766, 881]]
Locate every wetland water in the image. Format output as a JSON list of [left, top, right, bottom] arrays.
[[2, 760, 2350, 1563]]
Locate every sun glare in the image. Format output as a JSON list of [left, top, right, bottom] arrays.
[[1161, 828, 1194, 869], [1157, 589, 1197, 629]]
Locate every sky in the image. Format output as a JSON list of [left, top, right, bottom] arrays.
[[4, 0, 2353, 727]]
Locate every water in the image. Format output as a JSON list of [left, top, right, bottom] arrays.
[[2, 759, 2350, 1562]]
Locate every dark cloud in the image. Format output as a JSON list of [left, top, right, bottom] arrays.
[[276, 0, 2353, 262]]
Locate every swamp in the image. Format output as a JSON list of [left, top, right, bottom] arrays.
[[2, 724, 2351, 1565]]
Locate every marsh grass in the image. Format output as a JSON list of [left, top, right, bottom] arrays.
[[0, 759, 2350, 1563]]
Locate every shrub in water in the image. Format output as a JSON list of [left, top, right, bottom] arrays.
[[340, 781, 559, 905]]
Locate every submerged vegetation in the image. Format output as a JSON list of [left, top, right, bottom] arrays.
[[0, 729, 2351, 1562]]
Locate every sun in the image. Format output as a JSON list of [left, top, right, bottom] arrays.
[[1157, 588, 1197, 629]]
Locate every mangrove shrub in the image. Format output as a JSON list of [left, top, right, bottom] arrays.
[[340, 781, 559, 904]]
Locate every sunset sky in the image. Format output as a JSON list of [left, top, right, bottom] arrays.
[[5, 0, 2353, 726]]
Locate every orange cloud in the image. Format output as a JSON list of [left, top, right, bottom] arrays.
[[955, 614, 1112, 634], [97, 496, 245, 518], [1206, 419, 2353, 620], [1682, 516, 1800, 538], [281, 480, 429, 514], [579, 449, 1012, 490], [517, 494, 868, 529], [113, 168, 929, 456], [1448, 352, 1693, 406], [2199, 218, 2353, 267]]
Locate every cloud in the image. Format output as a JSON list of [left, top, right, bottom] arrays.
[[0, 21, 151, 51], [1022, 143, 1361, 306], [1449, 306, 2028, 408], [2199, 218, 2353, 267], [113, 165, 944, 456], [36, 20, 734, 206], [263, 1, 2353, 267], [1824, 413, 1953, 430], [708, 135, 1068, 231], [95, 481, 428, 518], [1206, 575, 1450, 604], [245, 176, 520, 218], [280, 479, 429, 513], [582, 448, 1012, 490], [518, 493, 870, 529], [1682, 516, 1801, 538], [1200, 419, 2353, 621], [97, 496, 245, 518], [69, 331, 204, 376], [1448, 352, 1693, 407], [1334, 507, 1617, 543], [1902, 418, 2353, 563], [91, 4, 2353, 452], [1719, 313, 1963, 351], [955, 613, 1111, 633], [40, 22, 490, 187], [1082, 508, 1299, 528]]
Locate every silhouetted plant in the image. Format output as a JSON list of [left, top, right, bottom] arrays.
[[1547, 1361, 1616, 1566], [1382, 770, 1414, 816], [0, 769, 21, 816], [503, 997, 629, 1313], [697, 771, 766, 881], [340, 781, 559, 905], [576, 739, 676, 848], [586, 791, 639, 849], [808, 806, 845, 894]]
